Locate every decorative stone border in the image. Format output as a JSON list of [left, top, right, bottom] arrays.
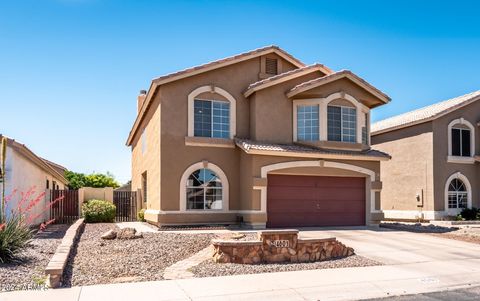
[[45, 218, 85, 288], [212, 229, 354, 264]]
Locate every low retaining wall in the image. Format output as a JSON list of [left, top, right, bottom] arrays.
[[45, 218, 85, 288], [212, 229, 354, 264]]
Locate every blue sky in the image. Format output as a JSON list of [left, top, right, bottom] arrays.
[[1, 0, 479, 183]]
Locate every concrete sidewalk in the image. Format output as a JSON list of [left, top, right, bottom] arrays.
[[3, 258, 480, 301]]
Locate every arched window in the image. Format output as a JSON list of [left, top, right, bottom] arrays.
[[186, 168, 223, 210], [188, 86, 237, 139], [448, 118, 474, 160], [447, 178, 468, 209]]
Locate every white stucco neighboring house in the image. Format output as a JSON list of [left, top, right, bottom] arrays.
[[0, 135, 68, 224]]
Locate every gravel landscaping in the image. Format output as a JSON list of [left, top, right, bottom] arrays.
[[380, 222, 458, 233], [191, 255, 381, 278], [62, 223, 215, 287], [0, 224, 69, 292], [380, 222, 480, 244], [431, 227, 480, 244]]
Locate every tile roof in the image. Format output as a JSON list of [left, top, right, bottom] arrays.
[[152, 45, 305, 84], [371, 90, 480, 135], [235, 138, 390, 159], [127, 45, 306, 146], [0, 135, 68, 183], [244, 63, 332, 97], [286, 70, 391, 103]]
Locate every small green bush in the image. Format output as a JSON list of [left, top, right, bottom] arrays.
[[455, 214, 464, 221], [137, 209, 146, 222], [460, 207, 479, 221], [0, 212, 35, 263], [82, 199, 116, 223]]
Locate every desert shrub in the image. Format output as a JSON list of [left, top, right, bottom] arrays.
[[0, 187, 54, 263], [0, 212, 34, 263], [137, 209, 146, 222], [82, 199, 116, 223], [460, 207, 479, 220]]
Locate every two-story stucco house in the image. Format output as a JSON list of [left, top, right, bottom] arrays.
[[0, 135, 67, 224], [127, 46, 391, 228], [371, 90, 480, 220]]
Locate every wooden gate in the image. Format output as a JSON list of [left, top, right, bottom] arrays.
[[50, 190, 79, 224], [113, 191, 137, 222]]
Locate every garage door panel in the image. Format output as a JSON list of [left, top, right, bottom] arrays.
[[267, 187, 318, 200], [268, 213, 364, 227], [267, 175, 317, 187], [267, 174, 366, 228]]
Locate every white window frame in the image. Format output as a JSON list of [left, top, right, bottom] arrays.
[[444, 172, 472, 215], [447, 118, 475, 164], [188, 86, 236, 139], [292, 92, 368, 144], [179, 161, 229, 212], [294, 102, 320, 141]]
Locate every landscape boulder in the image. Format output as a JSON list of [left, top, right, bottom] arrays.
[[117, 227, 137, 239], [101, 229, 117, 240]]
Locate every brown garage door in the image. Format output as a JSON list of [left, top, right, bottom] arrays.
[[267, 175, 365, 228]]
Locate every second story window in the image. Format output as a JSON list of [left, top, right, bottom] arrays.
[[297, 105, 319, 141], [327, 106, 357, 143], [452, 127, 471, 157], [194, 99, 230, 139]]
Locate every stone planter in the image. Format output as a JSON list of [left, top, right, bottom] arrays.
[[212, 229, 354, 264]]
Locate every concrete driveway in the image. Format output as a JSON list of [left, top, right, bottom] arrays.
[[299, 226, 480, 265]]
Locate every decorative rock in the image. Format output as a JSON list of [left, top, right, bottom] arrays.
[[101, 230, 117, 240], [212, 229, 354, 265], [232, 233, 246, 240], [117, 227, 137, 239]]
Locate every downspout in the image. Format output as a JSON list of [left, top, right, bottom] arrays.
[[1, 136, 7, 223]]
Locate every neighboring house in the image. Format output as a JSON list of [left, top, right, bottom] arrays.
[[127, 45, 391, 228], [371, 90, 480, 220], [115, 181, 132, 191], [0, 135, 67, 223]]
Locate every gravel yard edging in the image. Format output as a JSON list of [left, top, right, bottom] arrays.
[[44, 218, 84, 288]]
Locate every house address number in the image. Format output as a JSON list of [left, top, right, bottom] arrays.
[[270, 240, 289, 248]]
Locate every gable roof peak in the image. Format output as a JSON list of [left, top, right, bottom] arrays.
[[286, 69, 390, 104], [244, 63, 333, 97]]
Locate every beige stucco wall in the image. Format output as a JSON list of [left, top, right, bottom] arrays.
[[133, 54, 297, 223], [130, 53, 386, 226], [372, 99, 480, 220], [250, 71, 324, 143], [432, 100, 480, 211], [371, 122, 434, 216], [291, 78, 385, 108], [131, 93, 161, 212], [81, 187, 114, 202], [4, 146, 65, 225]]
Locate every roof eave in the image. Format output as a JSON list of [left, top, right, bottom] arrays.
[[236, 142, 390, 161], [126, 47, 306, 146], [8, 140, 68, 184], [243, 66, 327, 98], [371, 94, 480, 136], [286, 72, 391, 105]]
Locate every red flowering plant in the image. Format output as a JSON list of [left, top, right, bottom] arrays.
[[0, 186, 64, 263]]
